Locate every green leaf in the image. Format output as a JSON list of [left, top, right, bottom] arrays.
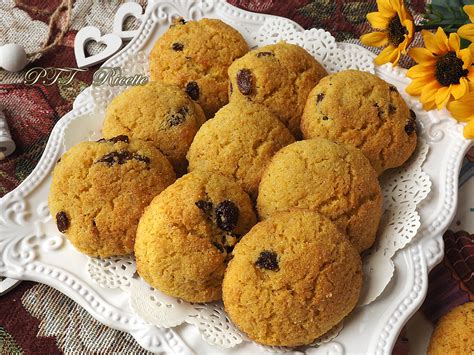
[[422, 0, 471, 32]]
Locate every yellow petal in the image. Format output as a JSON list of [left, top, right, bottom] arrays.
[[420, 81, 441, 110], [422, 30, 445, 55], [374, 45, 399, 65], [403, 18, 414, 37], [409, 47, 435, 64], [463, 5, 474, 23], [458, 24, 474, 43], [447, 94, 474, 122], [407, 63, 433, 78], [405, 76, 432, 96], [377, 0, 396, 17], [435, 27, 449, 52], [435, 86, 451, 109], [448, 32, 460, 52], [463, 120, 474, 139], [360, 32, 389, 47], [451, 78, 468, 100], [367, 12, 390, 29]]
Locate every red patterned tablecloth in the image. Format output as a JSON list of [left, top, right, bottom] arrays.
[[0, 1, 472, 354]]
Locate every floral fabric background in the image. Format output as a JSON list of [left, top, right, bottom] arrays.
[[0, 0, 472, 354]]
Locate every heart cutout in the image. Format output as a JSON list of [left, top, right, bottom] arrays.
[[74, 26, 123, 68], [112, 2, 145, 40]]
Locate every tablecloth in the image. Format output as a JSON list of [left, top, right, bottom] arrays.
[[0, 0, 472, 353]]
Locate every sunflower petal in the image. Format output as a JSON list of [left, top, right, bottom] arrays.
[[377, 0, 396, 17], [435, 86, 451, 109], [420, 81, 441, 110], [435, 27, 449, 52], [407, 63, 434, 78], [460, 46, 473, 68], [367, 12, 390, 29], [451, 78, 469, 100], [458, 24, 474, 43], [447, 93, 474, 122], [422, 30, 445, 55], [405, 76, 433, 96], [463, 5, 474, 23], [408, 47, 435, 64], [374, 45, 399, 65], [360, 32, 389, 47], [448, 33, 460, 53], [463, 120, 474, 139]]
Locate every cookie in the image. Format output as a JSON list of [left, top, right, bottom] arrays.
[[135, 170, 256, 302], [300, 69, 417, 174], [102, 81, 206, 175], [227, 41, 327, 136], [48, 136, 176, 257], [428, 302, 474, 355], [222, 209, 362, 346], [257, 138, 382, 252], [149, 18, 249, 118], [187, 97, 295, 198]]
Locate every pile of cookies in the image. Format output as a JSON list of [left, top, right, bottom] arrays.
[[49, 17, 418, 347]]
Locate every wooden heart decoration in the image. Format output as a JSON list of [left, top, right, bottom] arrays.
[[74, 26, 123, 68], [113, 2, 145, 40]]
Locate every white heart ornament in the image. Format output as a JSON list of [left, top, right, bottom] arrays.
[[113, 2, 145, 40], [74, 26, 123, 68]]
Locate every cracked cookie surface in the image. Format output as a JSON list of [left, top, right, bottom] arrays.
[[187, 97, 295, 198], [134, 170, 256, 303], [428, 302, 474, 355], [227, 41, 327, 137], [301, 70, 417, 174], [149, 18, 249, 118], [102, 81, 206, 175], [257, 138, 382, 252], [48, 137, 176, 258], [222, 210, 362, 346]]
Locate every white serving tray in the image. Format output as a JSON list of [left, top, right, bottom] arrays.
[[0, 1, 472, 354]]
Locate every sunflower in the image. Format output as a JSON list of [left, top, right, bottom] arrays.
[[459, 5, 474, 42], [360, 0, 414, 66], [447, 93, 474, 138], [406, 28, 474, 111]]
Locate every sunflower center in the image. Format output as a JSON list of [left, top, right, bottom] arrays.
[[387, 16, 407, 46], [435, 52, 468, 86]]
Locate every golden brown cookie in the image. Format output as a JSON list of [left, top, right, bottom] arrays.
[[135, 170, 256, 303], [48, 136, 176, 257], [222, 209, 362, 346], [187, 97, 295, 198], [300, 69, 417, 174], [149, 18, 249, 118], [102, 81, 206, 175], [428, 302, 474, 355], [227, 41, 327, 136], [257, 138, 382, 252]]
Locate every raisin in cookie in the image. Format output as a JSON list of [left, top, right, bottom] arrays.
[[223, 209, 362, 346], [301, 70, 417, 174], [227, 41, 327, 137], [48, 136, 176, 258], [102, 81, 206, 175], [187, 97, 295, 198], [428, 302, 474, 355], [149, 18, 249, 118], [257, 138, 382, 252], [135, 170, 256, 302]]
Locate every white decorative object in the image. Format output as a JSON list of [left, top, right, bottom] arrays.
[[0, 110, 16, 159], [0, 43, 28, 72], [74, 26, 123, 68], [0, 1, 472, 354], [113, 2, 145, 40]]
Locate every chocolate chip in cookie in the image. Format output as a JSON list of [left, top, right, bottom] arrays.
[[56, 211, 70, 233], [215, 200, 239, 231], [255, 250, 279, 271]]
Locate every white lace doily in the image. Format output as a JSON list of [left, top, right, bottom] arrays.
[[85, 15, 432, 351]]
